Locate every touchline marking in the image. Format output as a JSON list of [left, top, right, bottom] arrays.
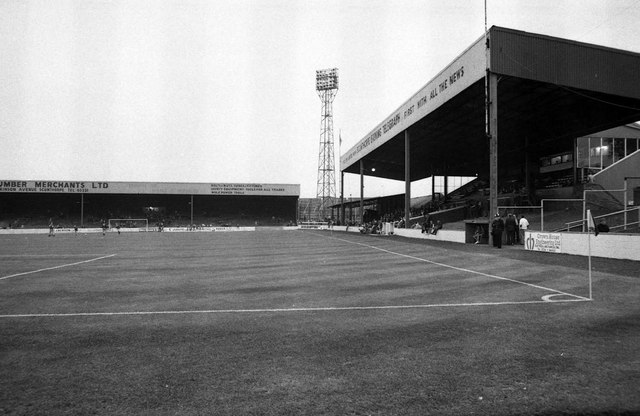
[[324, 234, 591, 301], [0, 254, 112, 258], [0, 254, 117, 281], [0, 299, 590, 318]]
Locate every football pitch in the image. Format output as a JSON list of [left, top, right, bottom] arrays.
[[1, 230, 639, 415]]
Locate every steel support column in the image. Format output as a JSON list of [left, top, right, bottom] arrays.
[[405, 130, 411, 227], [340, 171, 345, 225], [360, 159, 364, 225], [488, 71, 499, 230], [80, 193, 84, 228], [443, 173, 448, 202], [432, 175, 436, 201]]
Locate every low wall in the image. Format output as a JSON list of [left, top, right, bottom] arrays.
[[524, 231, 640, 261], [330, 226, 363, 233], [393, 228, 466, 243], [0, 228, 103, 235], [328, 225, 466, 243], [162, 226, 255, 232], [0, 226, 256, 234], [329, 226, 638, 261]]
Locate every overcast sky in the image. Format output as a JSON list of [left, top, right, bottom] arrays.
[[1, 0, 639, 197]]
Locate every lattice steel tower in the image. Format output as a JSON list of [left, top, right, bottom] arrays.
[[315, 68, 339, 220]]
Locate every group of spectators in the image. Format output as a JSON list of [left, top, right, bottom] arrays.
[[359, 221, 383, 234], [380, 210, 405, 224], [421, 219, 443, 235], [358, 217, 408, 234], [490, 213, 530, 248], [359, 220, 397, 234]]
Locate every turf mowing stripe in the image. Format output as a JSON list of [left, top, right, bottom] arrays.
[[323, 234, 591, 301], [0, 299, 591, 318], [0, 254, 117, 281]]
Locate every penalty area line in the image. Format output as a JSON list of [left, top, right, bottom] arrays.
[[0, 298, 592, 318], [0, 254, 117, 281]]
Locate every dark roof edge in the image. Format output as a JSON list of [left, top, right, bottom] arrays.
[[490, 26, 640, 57]]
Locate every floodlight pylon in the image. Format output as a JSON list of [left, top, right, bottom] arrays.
[[316, 68, 339, 220]]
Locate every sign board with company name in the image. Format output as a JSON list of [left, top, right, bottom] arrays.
[[0, 180, 300, 196], [524, 232, 562, 253]]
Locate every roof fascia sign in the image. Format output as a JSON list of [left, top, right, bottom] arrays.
[[340, 35, 486, 171], [0, 181, 301, 196]]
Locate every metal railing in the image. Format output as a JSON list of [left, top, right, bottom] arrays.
[[498, 199, 640, 233], [565, 206, 640, 232]]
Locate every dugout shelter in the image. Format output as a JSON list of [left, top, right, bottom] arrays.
[[0, 180, 299, 230], [340, 26, 640, 229]]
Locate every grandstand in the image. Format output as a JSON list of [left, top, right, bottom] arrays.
[[0, 181, 299, 230], [338, 27, 640, 240]]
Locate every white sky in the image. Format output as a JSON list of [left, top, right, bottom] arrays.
[[1, 0, 639, 197]]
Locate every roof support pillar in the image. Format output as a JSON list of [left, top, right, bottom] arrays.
[[572, 137, 578, 188], [524, 136, 531, 200], [80, 193, 84, 228], [488, 71, 499, 235], [405, 129, 411, 227], [359, 159, 364, 225], [443, 173, 448, 202], [349, 199, 353, 224], [340, 171, 345, 225], [432, 174, 436, 201]]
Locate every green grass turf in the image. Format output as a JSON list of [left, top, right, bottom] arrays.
[[0, 230, 639, 415]]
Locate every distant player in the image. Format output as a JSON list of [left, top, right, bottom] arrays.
[[116, 224, 121, 235], [48, 220, 55, 237], [101, 220, 108, 236], [74, 225, 78, 236]]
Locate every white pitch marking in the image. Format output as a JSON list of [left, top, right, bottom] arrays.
[[0, 298, 590, 318], [541, 293, 580, 302], [0, 254, 117, 281], [324, 234, 590, 301], [0, 254, 111, 258]]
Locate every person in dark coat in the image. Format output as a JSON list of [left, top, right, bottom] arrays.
[[491, 213, 505, 248], [596, 219, 610, 234], [505, 213, 517, 245]]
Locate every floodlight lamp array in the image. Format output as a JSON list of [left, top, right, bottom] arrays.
[[316, 68, 339, 91]]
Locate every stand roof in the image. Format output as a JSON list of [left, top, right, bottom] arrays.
[[340, 26, 640, 181]]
